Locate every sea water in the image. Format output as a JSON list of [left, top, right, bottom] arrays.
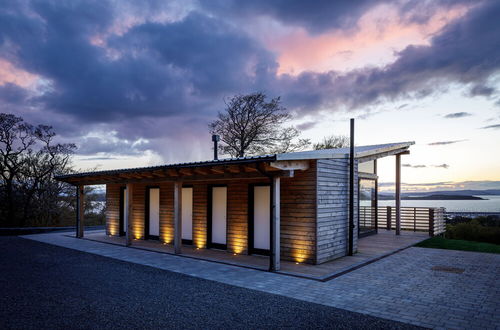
[[378, 195, 500, 212]]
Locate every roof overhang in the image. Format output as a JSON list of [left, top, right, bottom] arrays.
[[275, 142, 414, 162]]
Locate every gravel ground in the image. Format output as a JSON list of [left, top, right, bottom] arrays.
[[0, 237, 421, 329]]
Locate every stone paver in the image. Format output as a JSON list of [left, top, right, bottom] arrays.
[[23, 231, 500, 329]]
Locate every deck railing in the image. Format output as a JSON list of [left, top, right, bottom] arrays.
[[360, 206, 446, 236]]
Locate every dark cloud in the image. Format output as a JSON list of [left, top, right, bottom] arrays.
[[296, 121, 317, 131], [468, 84, 496, 96], [433, 164, 450, 169], [428, 139, 467, 146], [0, 0, 498, 161], [402, 164, 426, 168], [76, 136, 151, 156], [201, 0, 376, 34], [202, 0, 473, 35], [481, 124, 500, 129], [78, 157, 119, 161], [444, 112, 472, 119]]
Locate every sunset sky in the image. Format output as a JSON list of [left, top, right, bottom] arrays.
[[1, 0, 499, 192]]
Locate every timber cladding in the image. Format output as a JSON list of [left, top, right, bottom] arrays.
[[104, 160, 318, 264], [105, 184, 120, 236], [316, 159, 358, 264], [280, 160, 317, 264]]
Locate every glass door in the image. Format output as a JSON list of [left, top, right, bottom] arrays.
[[358, 179, 377, 237]]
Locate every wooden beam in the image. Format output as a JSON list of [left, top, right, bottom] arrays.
[[210, 166, 225, 174], [167, 169, 179, 177], [152, 170, 166, 177], [270, 176, 281, 271], [174, 181, 182, 254], [395, 154, 401, 235], [76, 185, 84, 238], [269, 160, 309, 171], [62, 171, 276, 186], [179, 168, 193, 176], [193, 167, 208, 175], [242, 164, 258, 172], [125, 183, 133, 246], [226, 165, 240, 174]]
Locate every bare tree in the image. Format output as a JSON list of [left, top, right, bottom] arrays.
[[209, 93, 310, 157], [313, 135, 350, 150], [0, 113, 76, 226]]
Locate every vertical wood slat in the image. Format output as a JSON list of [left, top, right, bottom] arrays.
[[270, 176, 280, 271], [126, 183, 133, 246], [76, 185, 84, 238], [174, 181, 182, 254]]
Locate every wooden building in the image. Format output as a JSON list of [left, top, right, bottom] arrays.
[[56, 142, 413, 270]]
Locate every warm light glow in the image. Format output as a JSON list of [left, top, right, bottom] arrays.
[[292, 240, 310, 263]]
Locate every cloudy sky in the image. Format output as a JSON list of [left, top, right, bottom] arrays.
[[1, 0, 499, 191]]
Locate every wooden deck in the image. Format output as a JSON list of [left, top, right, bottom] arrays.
[[83, 230, 428, 280]]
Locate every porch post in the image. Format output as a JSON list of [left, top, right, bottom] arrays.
[[270, 176, 280, 271], [125, 183, 133, 246], [76, 185, 84, 238], [174, 180, 183, 254], [395, 154, 401, 235]]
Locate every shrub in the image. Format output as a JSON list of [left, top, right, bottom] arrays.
[[446, 218, 500, 244]]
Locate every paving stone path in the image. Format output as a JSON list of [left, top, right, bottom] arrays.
[[24, 231, 500, 329]]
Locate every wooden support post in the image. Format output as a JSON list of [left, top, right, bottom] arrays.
[[174, 181, 182, 254], [395, 154, 401, 235], [76, 185, 84, 238], [429, 209, 435, 237], [374, 159, 378, 234], [386, 206, 391, 230], [270, 176, 280, 271], [125, 183, 133, 246]]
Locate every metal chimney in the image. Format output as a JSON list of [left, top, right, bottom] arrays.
[[212, 134, 220, 160]]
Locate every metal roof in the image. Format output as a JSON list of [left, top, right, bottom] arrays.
[[56, 154, 276, 180], [276, 142, 414, 161], [56, 142, 413, 181]]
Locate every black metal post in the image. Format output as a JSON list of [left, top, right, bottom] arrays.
[[348, 118, 355, 256]]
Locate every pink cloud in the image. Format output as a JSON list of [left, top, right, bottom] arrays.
[[0, 59, 38, 88], [265, 4, 470, 75]]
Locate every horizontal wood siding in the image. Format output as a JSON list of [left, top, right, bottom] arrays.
[[105, 184, 120, 236], [130, 183, 146, 240], [280, 161, 317, 264], [316, 159, 358, 264], [227, 182, 249, 254], [192, 184, 207, 248], [105, 169, 319, 265], [159, 182, 174, 243]]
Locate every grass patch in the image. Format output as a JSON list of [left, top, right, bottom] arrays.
[[416, 237, 500, 254]]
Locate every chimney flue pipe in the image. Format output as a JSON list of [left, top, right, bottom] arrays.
[[212, 134, 220, 160]]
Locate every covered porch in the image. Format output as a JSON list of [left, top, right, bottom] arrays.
[[82, 228, 428, 280]]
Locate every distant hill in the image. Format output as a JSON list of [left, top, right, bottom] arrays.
[[379, 189, 500, 200], [404, 189, 500, 197], [403, 194, 486, 200]]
